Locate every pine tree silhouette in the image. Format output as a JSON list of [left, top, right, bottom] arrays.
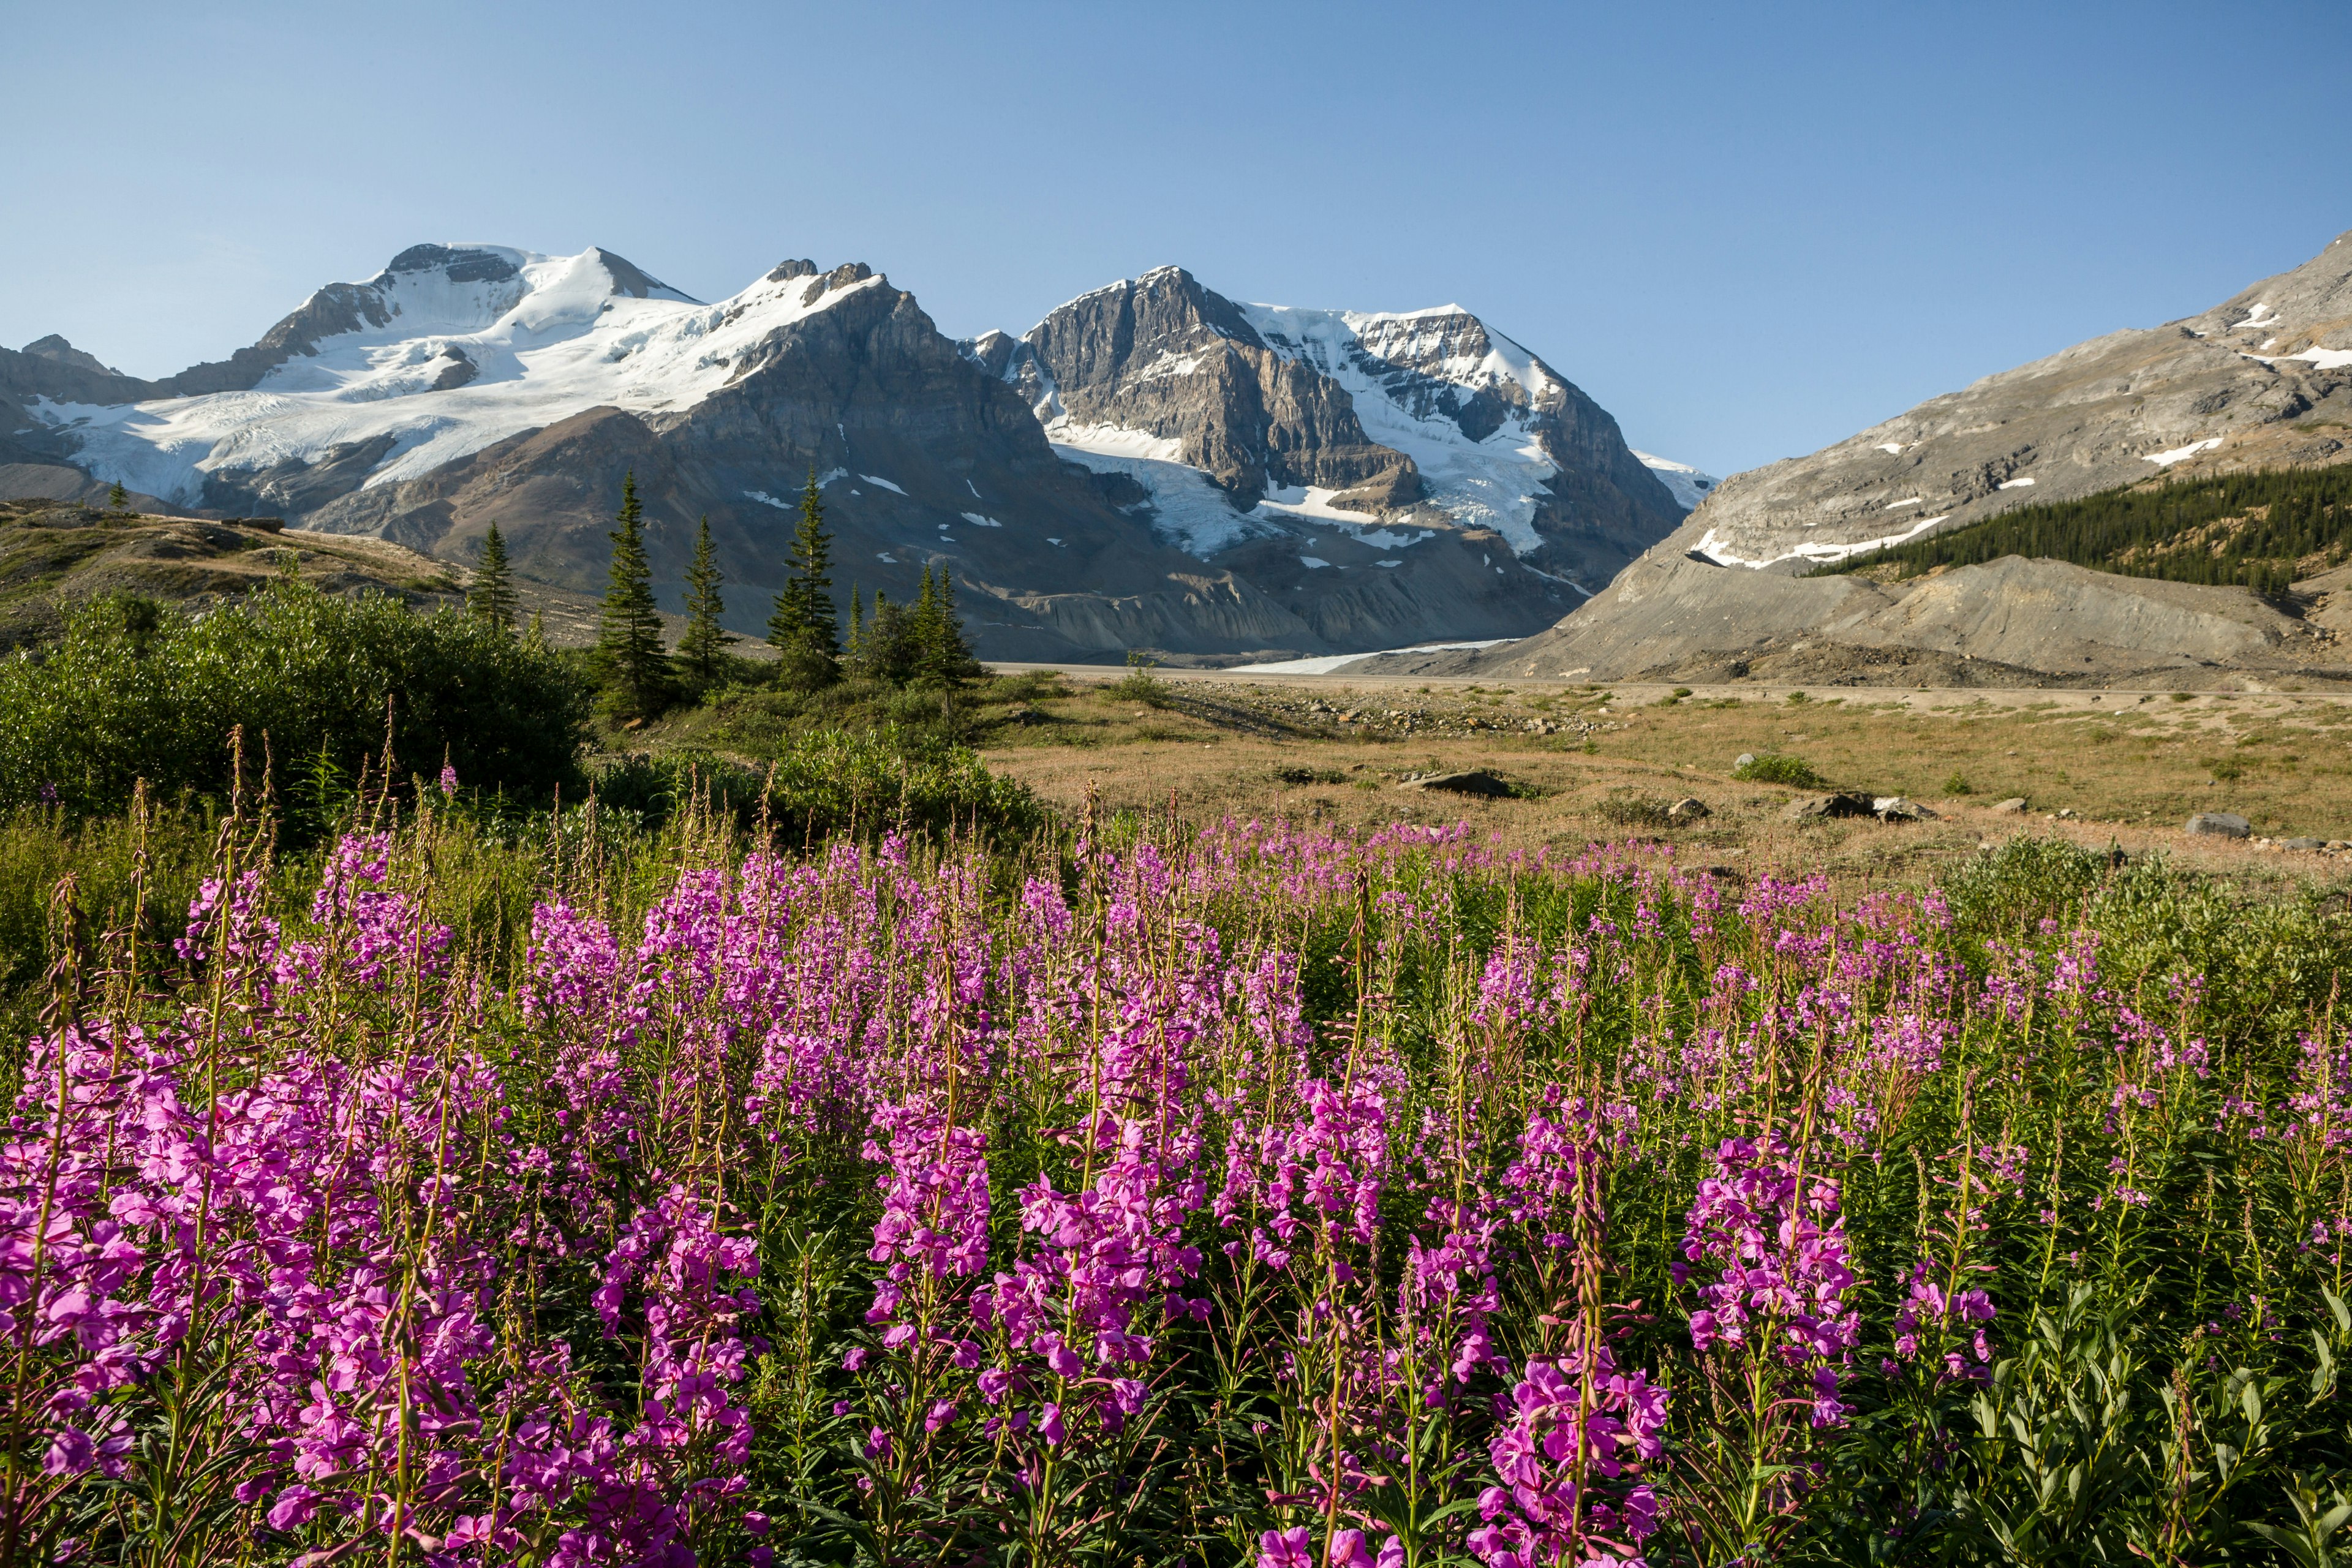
[[469, 521, 519, 631], [767, 466, 840, 686], [917, 565, 983, 688], [676, 515, 736, 686], [595, 472, 671, 717]]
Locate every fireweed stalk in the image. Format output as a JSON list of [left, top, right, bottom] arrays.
[[4, 811, 2351, 1564]]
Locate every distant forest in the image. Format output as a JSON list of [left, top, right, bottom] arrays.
[[1811, 461, 2352, 596]]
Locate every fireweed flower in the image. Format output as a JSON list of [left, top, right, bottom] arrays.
[[1677, 1133, 1859, 1425], [10, 807, 2345, 1564]]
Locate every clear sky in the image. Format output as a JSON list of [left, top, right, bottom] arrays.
[[8, 0, 2347, 478]]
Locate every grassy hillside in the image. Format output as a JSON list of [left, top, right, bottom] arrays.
[[0, 496, 466, 648], [1811, 459, 2352, 594]]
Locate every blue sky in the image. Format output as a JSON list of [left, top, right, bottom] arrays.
[[8, 0, 2346, 477]]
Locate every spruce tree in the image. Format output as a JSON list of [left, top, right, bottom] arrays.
[[859, 590, 914, 686], [916, 565, 983, 688], [676, 515, 735, 688], [107, 481, 130, 515], [469, 520, 519, 631], [767, 466, 840, 687], [845, 581, 864, 664], [595, 472, 671, 717]]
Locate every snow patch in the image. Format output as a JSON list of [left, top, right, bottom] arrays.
[[1300, 556, 1332, 569], [858, 473, 905, 494], [745, 489, 790, 509], [959, 511, 1004, 529], [1695, 513, 1950, 569], [1875, 442, 1905, 454], [1046, 420, 1186, 464], [1886, 497, 1924, 509], [1050, 441, 1275, 557], [1997, 477, 2037, 489], [2143, 437, 2222, 467]]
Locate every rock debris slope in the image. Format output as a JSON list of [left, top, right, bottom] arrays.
[[1457, 230, 2352, 685]]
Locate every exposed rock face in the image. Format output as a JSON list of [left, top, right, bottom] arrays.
[[20, 336, 118, 376], [21, 244, 1687, 660], [995, 267, 1685, 595], [1018, 268, 1419, 510]]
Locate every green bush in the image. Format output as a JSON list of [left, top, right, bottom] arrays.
[[0, 582, 590, 817], [593, 725, 1042, 846], [1733, 753, 1826, 787]]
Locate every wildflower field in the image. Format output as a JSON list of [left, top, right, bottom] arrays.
[[7, 794, 2352, 1567]]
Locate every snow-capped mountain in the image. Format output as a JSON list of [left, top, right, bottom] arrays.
[[9, 244, 1695, 661], [31, 244, 826, 505], [966, 268, 1689, 619]]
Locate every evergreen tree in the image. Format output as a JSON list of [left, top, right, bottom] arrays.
[[469, 521, 519, 631], [676, 515, 736, 687], [855, 590, 916, 686], [767, 466, 840, 687], [913, 565, 984, 688], [595, 472, 671, 717], [106, 481, 130, 515], [845, 580, 864, 663]]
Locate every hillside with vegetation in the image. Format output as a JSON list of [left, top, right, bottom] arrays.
[[1813, 462, 2352, 595]]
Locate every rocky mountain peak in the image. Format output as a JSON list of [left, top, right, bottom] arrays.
[[376, 244, 523, 286], [20, 335, 118, 376]]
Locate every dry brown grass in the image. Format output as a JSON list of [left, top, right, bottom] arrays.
[[978, 671, 2352, 894]]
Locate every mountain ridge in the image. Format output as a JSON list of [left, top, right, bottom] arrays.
[[8, 244, 1700, 661], [1439, 228, 2352, 687]]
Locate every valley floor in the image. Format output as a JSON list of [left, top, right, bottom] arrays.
[[978, 664, 2352, 891]]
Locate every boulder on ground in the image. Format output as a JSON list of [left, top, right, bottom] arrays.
[[1784, 793, 1875, 822], [1875, 797, 1938, 821], [1734, 753, 1757, 771], [1990, 797, 2029, 814], [1400, 770, 1511, 797], [1667, 797, 1711, 823], [2282, 836, 2326, 851], [2185, 812, 2252, 839]]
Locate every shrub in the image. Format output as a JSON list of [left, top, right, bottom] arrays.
[[0, 582, 589, 816], [1733, 753, 1826, 787], [1943, 771, 1973, 796], [594, 725, 1041, 846], [1112, 650, 1170, 708]]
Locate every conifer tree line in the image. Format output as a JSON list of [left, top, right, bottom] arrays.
[[1815, 463, 2352, 597], [533, 466, 987, 719]]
